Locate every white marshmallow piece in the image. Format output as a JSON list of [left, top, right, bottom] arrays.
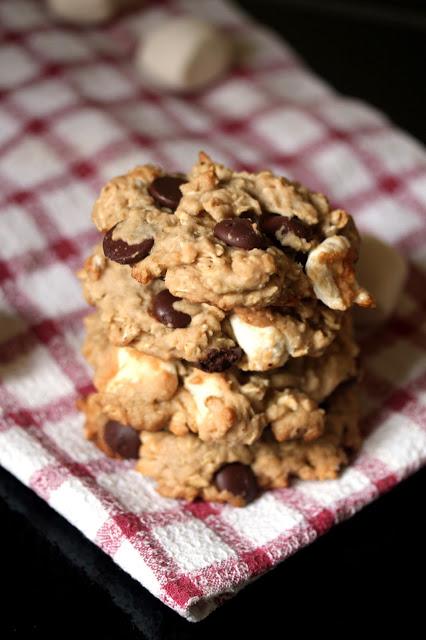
[[47, 0, 138, 25], [103, 348, 178, 405], [353, 233, 408, 330], [306, 235, 372, 310], [106, 348, 176, 390], [136, 17, 233, 92], [229, 314, 288, 370], [185, 374, 224, 424]]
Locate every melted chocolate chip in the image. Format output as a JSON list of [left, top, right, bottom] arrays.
[[148, 175, 185, 210], [103, 225, 154, 265], [153, 289, 191, 328], [214, 463, 259, 503], [103, 420, 140, 459], [197, 347, 243, 372], [214, 218, 268, 250], [259, 213, 315, 241]]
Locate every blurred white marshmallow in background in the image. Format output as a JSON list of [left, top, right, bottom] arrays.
[[354, 233, 408, 330], [135, 17, 233, 92], [47, 0, 142, 25]]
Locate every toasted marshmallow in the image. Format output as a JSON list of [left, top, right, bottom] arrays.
[[105, 348, 178, 402], [306, 235, 373, 310], [229, 314, 288, 370], [184, 372, 226, 424]]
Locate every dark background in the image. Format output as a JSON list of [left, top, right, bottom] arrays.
[[2, 1, 426, 637]]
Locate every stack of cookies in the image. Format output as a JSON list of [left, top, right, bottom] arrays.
[[78, 152, 372, 506]]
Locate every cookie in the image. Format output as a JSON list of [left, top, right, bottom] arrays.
[[137, 382, 361, 506], [91, 152, 372, 312], [81, 312, 357, 445], [112, 207, 311, 310], [81, 381, 360, 506]]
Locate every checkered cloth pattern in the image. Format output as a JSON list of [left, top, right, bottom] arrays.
[[0, 0, 426, 623]]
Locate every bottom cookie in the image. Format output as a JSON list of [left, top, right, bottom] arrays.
[[81, 381, 361, 506]]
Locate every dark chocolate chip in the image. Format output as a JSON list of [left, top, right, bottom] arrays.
[[153, 289, 191, 328], [214, 218, 268, 250], [103, 225, 154, 265], [196, 347, 243, 372], [259, 213, 315, 241], [293, 250, 308, 266], [281, 247, 308, 267], [103, 420, 140, 459], [148, 175, 185, 210], [239, 210, 258, 222], [214, 463, 259, 503]]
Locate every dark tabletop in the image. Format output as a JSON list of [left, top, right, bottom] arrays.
[[3, 1, 426, 637]]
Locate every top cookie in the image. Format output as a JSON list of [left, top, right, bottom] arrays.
[[92, 153, 373, 312]]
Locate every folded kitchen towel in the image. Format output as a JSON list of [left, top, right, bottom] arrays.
[[0, 0, 426, 623]]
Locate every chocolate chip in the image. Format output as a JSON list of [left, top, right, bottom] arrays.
[[103, 420, 140, 459], [148, 175, 185, 210], [281, 247, 308, 267], [214, 463, 259, 503], [239, 210, 258, 222], [214, 218, 268, 250], [259, 213, 315, 241], [153, 289, 191, 328], [293, 251, 308, 266], [196, 347, 243, 372], [103, 225, 154, 265]]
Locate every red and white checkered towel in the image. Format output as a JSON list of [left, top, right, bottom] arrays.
[[1, 0, 426, 623]]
